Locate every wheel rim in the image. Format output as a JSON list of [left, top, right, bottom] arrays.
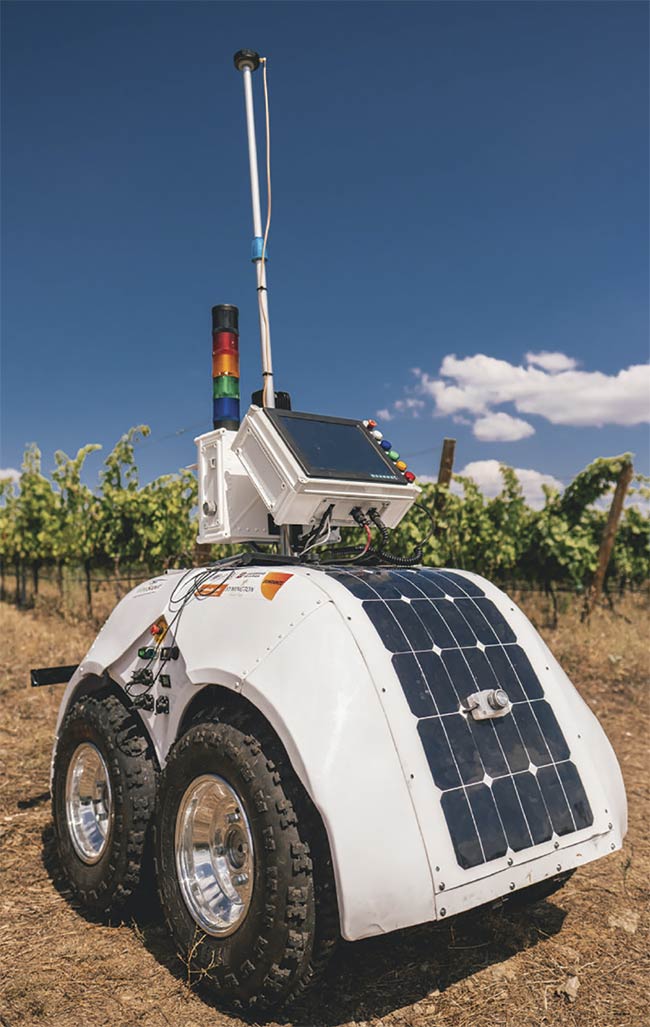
[[65, 742, 114, 864], [175, 774, 255, 936]]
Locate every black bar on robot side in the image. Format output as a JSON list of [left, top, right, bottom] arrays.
[[30, 665, 78, 687]]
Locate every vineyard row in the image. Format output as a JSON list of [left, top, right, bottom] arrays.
[[1, 427, 648, 616]]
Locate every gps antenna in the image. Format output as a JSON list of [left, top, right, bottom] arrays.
[[233, 49, 275, 410]]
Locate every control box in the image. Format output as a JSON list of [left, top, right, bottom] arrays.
[[195, 428, 278, 544], [232, 406, 420, 528]]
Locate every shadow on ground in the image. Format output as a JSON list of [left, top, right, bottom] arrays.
[[41, 819, 566, 1027]]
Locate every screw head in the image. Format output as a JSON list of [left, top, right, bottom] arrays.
[[233, 872, 249, 886], [439, 908, 446, 917], [438, 882, 445, 892], [507, 857, 514, 866], [227, 810, 241, 823], [556, 864, 562, 872], [554, 841, 560, 849], [509, 882, 515, 891], [608, 822, 613, 830]]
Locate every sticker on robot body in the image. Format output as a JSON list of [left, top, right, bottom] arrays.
[[132, 578, 166, 598], [195, 570, 293, 601]]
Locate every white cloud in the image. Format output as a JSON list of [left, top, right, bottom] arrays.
[[456, 460, 563, 509], [394, 397, 425, 417], [525, 351, 578, 373], [375, 407, 393, 421], [472, 411, 535, 442], [418, 354, 650, 428], [0, 468, 20, 483]]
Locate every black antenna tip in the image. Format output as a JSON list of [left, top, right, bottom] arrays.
[[233, 50, 261, 72]]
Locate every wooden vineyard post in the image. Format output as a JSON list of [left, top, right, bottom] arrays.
[[194, 541, 213, 566], [433, 438, 456, 538], [435, 438, 456, 509], [590, 460, 634, 606]]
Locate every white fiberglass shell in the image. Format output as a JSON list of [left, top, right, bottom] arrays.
[[52, 564, 626, 941]]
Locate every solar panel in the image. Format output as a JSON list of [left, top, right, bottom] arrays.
[[325, 567, 594, 870]]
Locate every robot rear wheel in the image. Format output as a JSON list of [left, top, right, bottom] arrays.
[[154, 711, 338, 1010]]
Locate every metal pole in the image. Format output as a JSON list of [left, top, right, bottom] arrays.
[[234, 51, 291, 557], [234, 50, 275, 410]]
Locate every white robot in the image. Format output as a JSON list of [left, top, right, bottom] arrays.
[[34, 51, 626, 1013]]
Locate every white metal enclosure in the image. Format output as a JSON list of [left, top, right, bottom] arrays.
[[52, 563, 627, 941]]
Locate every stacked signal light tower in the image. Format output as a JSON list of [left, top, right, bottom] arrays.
[[212, 304, 241, 431]]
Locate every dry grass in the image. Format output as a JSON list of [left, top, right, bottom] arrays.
[[0, 591, 648, 1027]]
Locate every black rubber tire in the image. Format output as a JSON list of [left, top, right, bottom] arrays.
[[52, 693, 157, 915], [154, 713, 338, 1011]]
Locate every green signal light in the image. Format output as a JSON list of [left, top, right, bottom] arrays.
[[213, 375, 240, 399]]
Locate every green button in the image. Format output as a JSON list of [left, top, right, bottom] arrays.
[[388, 449, 399, 461]]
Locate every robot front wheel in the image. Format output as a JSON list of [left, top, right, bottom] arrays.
[[154, 712, 339, 1011], [51, 693, 157, 914]]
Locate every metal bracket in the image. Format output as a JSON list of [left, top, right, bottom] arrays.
[[465, 688, 512, 721]]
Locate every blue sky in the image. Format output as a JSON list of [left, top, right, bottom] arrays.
[[1, 1, 648, 504]]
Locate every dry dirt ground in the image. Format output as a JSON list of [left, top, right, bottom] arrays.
[[1, 591, 648, 1027]]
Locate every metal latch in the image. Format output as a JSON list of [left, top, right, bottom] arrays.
[[465, 688, 512, 721]]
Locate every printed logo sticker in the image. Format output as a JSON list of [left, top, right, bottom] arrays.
[[260, 572, 293, 601], [133, 578, 166, 598], [195, 582, 230, 598]]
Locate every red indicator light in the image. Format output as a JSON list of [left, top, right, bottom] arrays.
[[213, 331, 239, 356], [404, 471, 416, 483], [151, 624, 162, 635], [367, 419, 377, 429]]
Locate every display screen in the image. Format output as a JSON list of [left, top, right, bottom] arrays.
[[266, 410, 406, 483]]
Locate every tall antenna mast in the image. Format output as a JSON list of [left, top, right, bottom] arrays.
[[233, 49, 275, 410]]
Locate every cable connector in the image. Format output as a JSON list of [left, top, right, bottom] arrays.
[[351, 507, 371, 528]]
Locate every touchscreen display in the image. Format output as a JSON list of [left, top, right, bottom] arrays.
[[267, 410, 406, 483]]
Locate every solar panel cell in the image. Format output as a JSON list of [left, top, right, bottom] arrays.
[[325, 566, 594, 871], [420, 651, 460, 714], [513, 772, 553, 844], [362, 601, 408, 652], [536, 765, 576, 835], [441, 789, 484, 869], [472, 597, 517, 643], [467, 783, 508, 861], [511, 703, 554, 767], [557, 761, 594, 830], [534, 702, 571, 762], [508, 646, 545, 700], [484, 646, 528, 702], [432, 600, 477, 647], [444, 714, 484, 785], [392, 653, 437, 717], [410, 600, 456, 648], [387, 600, 434, 651], [468, 718, 510, 778], [492, 715, 529, 773], [492, 775, 533, 851], [418, 718, 462, 790]]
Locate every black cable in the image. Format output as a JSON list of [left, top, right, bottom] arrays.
[[411, 502, 437, 546], [367, 508, 422, 566]]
